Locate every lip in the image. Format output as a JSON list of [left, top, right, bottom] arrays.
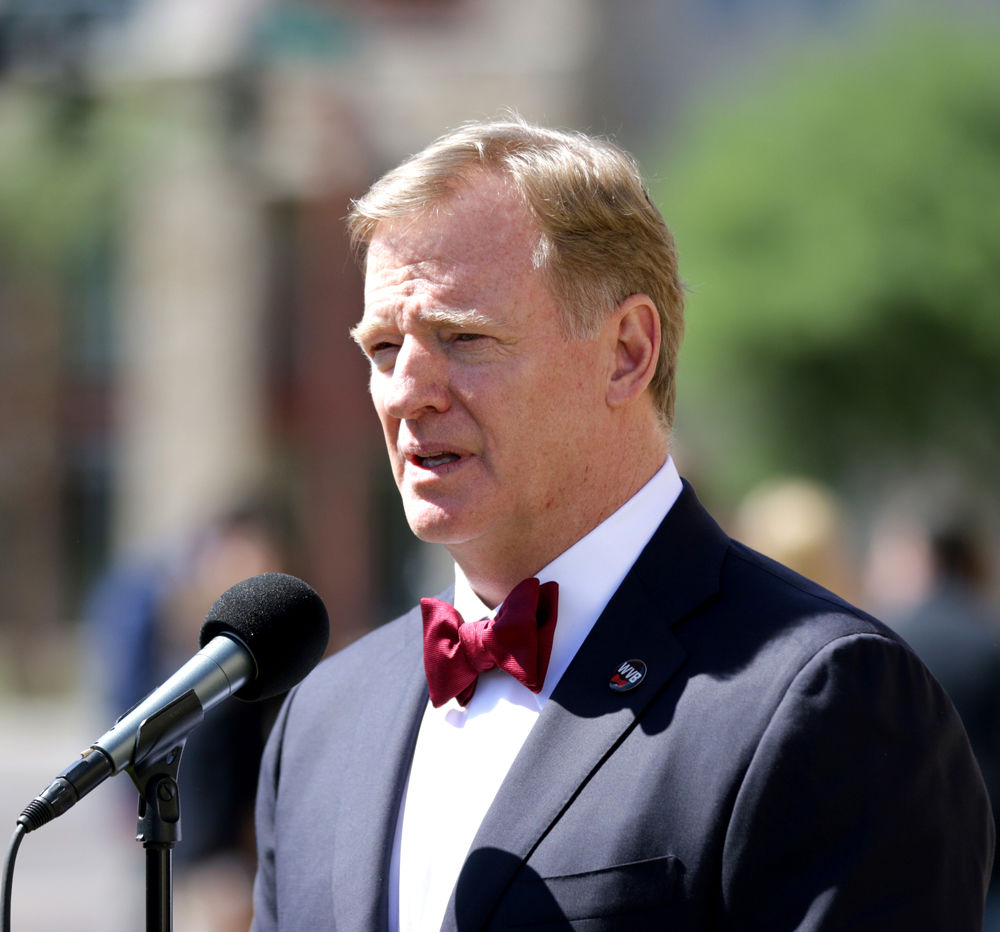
[[401, 445, 471, 477]]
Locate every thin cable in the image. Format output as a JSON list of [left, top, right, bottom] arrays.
[[1, 823, 25, 932]]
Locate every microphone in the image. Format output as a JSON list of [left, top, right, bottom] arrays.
[[17, 572, 329, 833]]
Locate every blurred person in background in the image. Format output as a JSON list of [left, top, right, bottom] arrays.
[[730, 476, 859, 602], [86, 498, 289, 932], [889, 516, 1000, 929], [250, 116, 993, 931]]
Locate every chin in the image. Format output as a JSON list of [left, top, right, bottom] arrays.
[[404, 506, 462, 545], [403, 501, 481, 548]]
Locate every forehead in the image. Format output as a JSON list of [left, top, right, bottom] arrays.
[[363, 175, 542, 307]]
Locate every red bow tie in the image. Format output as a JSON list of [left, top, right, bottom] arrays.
[[420, 578, 559, 707]]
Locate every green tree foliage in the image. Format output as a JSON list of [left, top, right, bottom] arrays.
[[0, 83, 184, 272], [653, 14, 1000, 503]]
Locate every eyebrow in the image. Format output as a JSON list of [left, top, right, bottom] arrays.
[[350, 307, 500, 346], [348, 320, 375, 347]]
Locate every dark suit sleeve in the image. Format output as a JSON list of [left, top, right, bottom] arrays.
[[720, 631, 994, 930]]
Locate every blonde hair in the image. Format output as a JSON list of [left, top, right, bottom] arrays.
[[347, 116, 685, 429]]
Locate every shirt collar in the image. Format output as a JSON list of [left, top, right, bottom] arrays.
[[453, 455, 682, 707]]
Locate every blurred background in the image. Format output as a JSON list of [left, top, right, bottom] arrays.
[[1, 0, 998, 929]]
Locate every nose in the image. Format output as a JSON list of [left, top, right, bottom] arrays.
[[379, 336, 450, 420]]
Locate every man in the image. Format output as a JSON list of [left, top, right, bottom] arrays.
[[250, 118, 993, 930]]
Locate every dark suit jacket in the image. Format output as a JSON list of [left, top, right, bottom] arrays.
[[251, 483, 994, 930]]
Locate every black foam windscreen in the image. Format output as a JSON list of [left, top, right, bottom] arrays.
[[199, 572, 330, 701]]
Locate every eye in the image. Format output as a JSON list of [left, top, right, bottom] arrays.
[[446, 328, 495, 348], [366, 340, 400, 369]]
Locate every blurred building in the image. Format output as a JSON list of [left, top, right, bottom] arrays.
[[0, 0, 602, 690], [0, 0, 991, 692]]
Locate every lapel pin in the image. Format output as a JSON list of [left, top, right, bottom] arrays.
[[609, 659, 646, 692]]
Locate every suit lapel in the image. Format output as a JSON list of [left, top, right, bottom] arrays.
[[328, 604, 431, 932], [441, 483, 729, 930]]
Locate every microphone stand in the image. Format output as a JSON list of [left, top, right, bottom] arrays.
[[127, 690, 204, 932]]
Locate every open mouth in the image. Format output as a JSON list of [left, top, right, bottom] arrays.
[[414, 452, 461, 469]]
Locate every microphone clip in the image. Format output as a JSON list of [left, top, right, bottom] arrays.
[[128, 689, 204, 850]]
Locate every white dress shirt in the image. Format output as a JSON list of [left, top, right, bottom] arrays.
[[389, 457, 683, 932]]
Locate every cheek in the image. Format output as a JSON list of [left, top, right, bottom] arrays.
[[371, 380, 394, 424], [375, 410, 402, 465], [375, 405, 394, 439], [493, 390, 577, 472]]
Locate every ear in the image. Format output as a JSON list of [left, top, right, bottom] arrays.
[[606, 294, 660, 409]]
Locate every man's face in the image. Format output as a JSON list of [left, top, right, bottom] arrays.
[[353, 174, 615, 580]]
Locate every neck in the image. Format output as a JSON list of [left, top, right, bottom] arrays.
[[453, 437, 669, 609]]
